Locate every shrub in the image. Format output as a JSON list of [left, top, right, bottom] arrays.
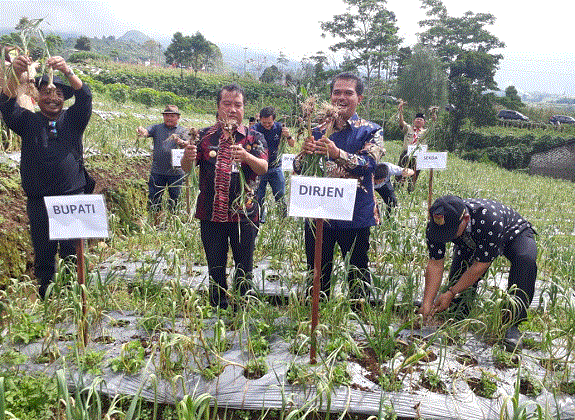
[[68, 51, 105, 63], [108, 83, 130, 103]]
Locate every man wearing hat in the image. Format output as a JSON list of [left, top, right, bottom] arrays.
[[396, 100, 437, 192], [0, 55, 92, 299], [420, 195, 537, 351], [136, 104, 188, 220]]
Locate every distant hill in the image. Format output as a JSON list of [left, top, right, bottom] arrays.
[[119, 30, 152, 44]]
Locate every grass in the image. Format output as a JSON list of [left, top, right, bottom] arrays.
[[2, 90, 575, 419]]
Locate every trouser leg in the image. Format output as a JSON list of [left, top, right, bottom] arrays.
[[148, 173, 165, 213], [200, 220, 230, 308], [305, 220, 337, 298], [27, 198, 58, 299], [376, 183, 397, 217], [504, 228, 537, 324], [166, 174, 184, 212], [269, 168, 287, 216], [337, 227, 371, 299], [229, 220, 258, 298]]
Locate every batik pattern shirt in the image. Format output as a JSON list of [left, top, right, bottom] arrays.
[[427, 198, 533, 262], [293, 113, 385, 229], [194, 124, 267, 222]]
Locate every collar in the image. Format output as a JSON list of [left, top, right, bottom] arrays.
[[336, 113, 359, 131]]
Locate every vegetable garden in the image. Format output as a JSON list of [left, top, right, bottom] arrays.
[[1, 64, 575, 420]]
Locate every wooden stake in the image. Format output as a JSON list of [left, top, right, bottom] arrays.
[[75, 239, 88, 347], [427, 169, 434, 214], [186, 174, 191, 215], [310, 218, 323, 365]]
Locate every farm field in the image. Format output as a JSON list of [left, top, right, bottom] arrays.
[[1, 92, 575, 420]]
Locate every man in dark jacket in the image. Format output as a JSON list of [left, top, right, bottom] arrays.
[[0, 55, 92, 299], [419, 195, 537, 351]]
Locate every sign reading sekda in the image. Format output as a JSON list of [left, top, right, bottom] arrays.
[[416, 152, 448, 170], [44, 194, 109, 240], [288, 175, 358, 221]]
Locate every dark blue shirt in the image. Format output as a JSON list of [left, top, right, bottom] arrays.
[[252, 121, 283, 168], [294, 114, 385, 229], [427, 198, 533, 262], [0, 85, 92, 197]]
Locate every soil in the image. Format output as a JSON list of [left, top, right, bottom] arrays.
[[0, 154, 150, 281]]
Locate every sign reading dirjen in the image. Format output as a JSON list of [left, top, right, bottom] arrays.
[[299, 185, 344, 198]]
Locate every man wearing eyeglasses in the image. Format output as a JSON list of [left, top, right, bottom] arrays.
[[0, 55, 92, 299]]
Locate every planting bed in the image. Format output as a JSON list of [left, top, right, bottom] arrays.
[[2, 256, 575, 420]]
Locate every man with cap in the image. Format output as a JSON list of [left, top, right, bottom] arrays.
[[136, 105, 188, 219], [396, 99, 437, 192], [0, 55, 92, 299], [420, 195, 538, 351]]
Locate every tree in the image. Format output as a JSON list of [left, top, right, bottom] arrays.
[[260, 65, 282, 84], [418, 0, 505, 143], [320, 0, 401, 114], [497, 86, 525, 111], [320, 0, 400, 81], [396, 44, 447, 112], [165, 31, 221, 76], [74, 35, 91, 51], [277, 51, 289, 75]]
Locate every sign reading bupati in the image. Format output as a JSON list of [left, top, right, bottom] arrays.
[[281, 153, 295, 173], [416, 152, 448, 170], [288, 175, 357, 221], [171, 148, 185, 167], [44, 195, 109, 240]]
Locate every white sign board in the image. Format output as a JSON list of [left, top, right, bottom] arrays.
[[171, 148, 185, 167], [416, 152, 448, 170], [281, 153, 295, 172], [44, 194, 109, 240], [407, 144, 428, 156], [288, 175, 357, 221]]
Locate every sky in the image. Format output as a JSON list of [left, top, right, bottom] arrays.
[[2, 0, 574, 95]]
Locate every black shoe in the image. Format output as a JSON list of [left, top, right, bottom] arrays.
[[503, 326, 523, 352]]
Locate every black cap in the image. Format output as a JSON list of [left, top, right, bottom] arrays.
[[35, 75, 74, 100], [415, 112, 425, 120], [426, 195, 466, 243]]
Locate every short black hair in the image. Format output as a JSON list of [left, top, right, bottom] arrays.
[[217, 83, 245, 106], [330, 72, 364, 96], [259, 106, 276, 119], [249, 116, 256, 123]]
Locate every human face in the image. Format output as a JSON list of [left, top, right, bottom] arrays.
[[217, 90, 244, 126], [38, 85, 64, 119], [330, 78, 363, 121], [163, 113, 180, 128], [259, 115, 275, 130], [413, 117, 425, 129], [454, 214, 470, 238]]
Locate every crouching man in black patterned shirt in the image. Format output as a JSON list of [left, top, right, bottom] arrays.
[[419, 195, 537, 351]]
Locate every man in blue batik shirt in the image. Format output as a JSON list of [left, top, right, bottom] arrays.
[[294, 72, 385, 301]]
